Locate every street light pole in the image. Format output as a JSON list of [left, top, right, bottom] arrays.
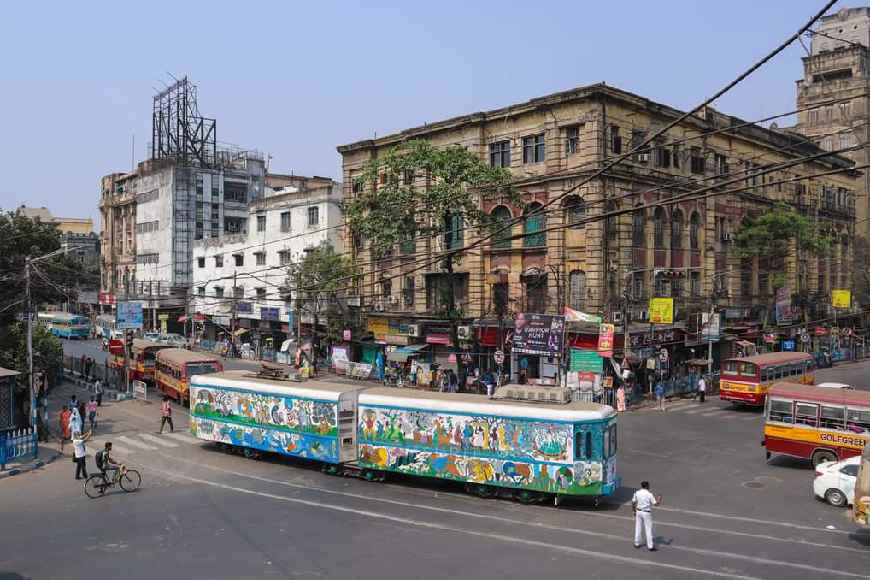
[[25, 257, 35, 431]]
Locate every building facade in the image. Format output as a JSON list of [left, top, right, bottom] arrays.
[[795, 6, 870, 239], [191, 175, 342, 349], [339, 83, 859, 377], [99, 172, 137, 305]]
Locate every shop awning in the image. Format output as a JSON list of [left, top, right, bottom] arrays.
[[234, 328, 250, 337], [386, 344, 429, 363], [736, 340, 754, 348]]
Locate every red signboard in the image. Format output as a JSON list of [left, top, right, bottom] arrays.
[[99, 292, 116, 306], [597, 323, 615, 358], [108, 339, 124, 355]]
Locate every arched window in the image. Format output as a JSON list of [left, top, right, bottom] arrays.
[[523, 202, 546, 248], [632, 208, 645, 246], [689, 212, 701, 250], [671, 209, 684, 249], [564, 196, 586, 229], [489, 206, 513, 250], [653, 207, 667, 249], [569, 270, 586, 310]]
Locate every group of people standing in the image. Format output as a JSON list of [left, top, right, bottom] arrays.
[[59, 392, 100, 480]]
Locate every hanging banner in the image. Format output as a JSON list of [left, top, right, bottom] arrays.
[[649, 297, 674, 325], [569, 348, 604, 373], [775, 287, 794, 325], [512, 313, 565, 356], [597, 323, 615, 358], [116, 301, 143, 330], [832, 290, 852, 309], [564, 307, 602, 324], [701, 311, 721, 341]]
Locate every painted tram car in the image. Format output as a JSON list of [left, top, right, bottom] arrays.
[[190, 371, 619, 504]]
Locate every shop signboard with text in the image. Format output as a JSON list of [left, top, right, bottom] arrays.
[[116, 301, 143, 330], [832, 290, 852, 309], [597, 323, 614, 358], [512, 313, 565, 356], [649, 297, 674, 325]]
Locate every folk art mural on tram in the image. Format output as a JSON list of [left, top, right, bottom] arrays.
[[357, 405, 612, 495], [190, 385, 340, 463]]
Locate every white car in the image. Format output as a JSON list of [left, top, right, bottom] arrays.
[[159, 333, 187, 347], [144, 331, 161, 342], [817, 382, 853, 390], [814, 456, 861, 507]]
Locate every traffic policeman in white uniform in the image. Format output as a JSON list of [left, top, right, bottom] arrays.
[[632, 481, 663, 551]]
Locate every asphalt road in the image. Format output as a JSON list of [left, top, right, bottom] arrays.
[[3, 362, 870, 580]]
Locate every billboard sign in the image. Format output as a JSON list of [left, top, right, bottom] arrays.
[[512, 313, 565, 356], [116, 301, 143, 330], [832, 290, 852, 309], [775, 287, 794, 325], [649, 298, 674, 325], [701, 311, 721, 341], [597, 323, 615, 358]]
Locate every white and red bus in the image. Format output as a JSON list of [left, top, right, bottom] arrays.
[[764, 382, 870, 466], [720, 351, 815, 406], [130, 339, 172, 383], [155, 348, 223, 405]]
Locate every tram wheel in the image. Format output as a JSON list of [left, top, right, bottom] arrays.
[[513, 489, 541, 505], [466, 483, 497, 499]]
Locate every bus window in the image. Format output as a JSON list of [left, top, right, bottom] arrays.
[[795, 403, 819, 427], [739, 363, 757, 377], [846, 409, 870, 434], [761, 368, 771, 382], [820, 406, 846, 431], [723, 361, 737, 374], [768, 399, 793, 423]]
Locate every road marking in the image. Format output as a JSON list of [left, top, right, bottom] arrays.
[[139, 433, 178, 448], [151, 468, 765, 580], [699, 411, 729, 417], [118, 435, 157, 451], [679, 407, 713, 415], [664, 402, 695, 412], [174, 456, 866, 557], [654, 504, 851, 535], [162, 432, 197, 444]]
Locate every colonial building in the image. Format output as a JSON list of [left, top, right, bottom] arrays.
[[795, 6, 870, 238], [191, 174, 342, 349], [338, 83, 859, 375], [99, 172, 137, 305]]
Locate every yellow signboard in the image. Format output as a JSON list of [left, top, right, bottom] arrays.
[[366, 319, 389, 341], [832, 289, 852, 309], [649, 297, 674, 325]]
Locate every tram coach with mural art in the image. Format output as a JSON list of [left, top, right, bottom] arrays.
[[189, 371, 619, 505]]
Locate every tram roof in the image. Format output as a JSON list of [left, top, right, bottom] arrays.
[[190, 370, 369, 401], [359, 387, 615, 422]]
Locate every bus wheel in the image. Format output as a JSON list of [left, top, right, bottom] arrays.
[[513, 489, 541, 505], [812, 450, 837, 467]]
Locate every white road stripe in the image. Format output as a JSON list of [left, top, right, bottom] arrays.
[[679, 407, 713, 415], [118, 435, 157, 451], [175, 456, 866, 556], [162, 431, 197, 444], [151, 468, 765, 580], [139, 433, 178, 448], [664, 402, 695, 412], [700, 411, 729, 417]]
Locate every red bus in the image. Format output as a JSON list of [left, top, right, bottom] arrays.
[[764, 382, 870, 466], [130, 339, 172, 383], [720, 352, 815, 406], [155, 348, 223, 405]]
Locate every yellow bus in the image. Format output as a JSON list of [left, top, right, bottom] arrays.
[[155, 348, 223, 405]]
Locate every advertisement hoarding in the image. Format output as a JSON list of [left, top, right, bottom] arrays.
[[512, 313, 565, 356]]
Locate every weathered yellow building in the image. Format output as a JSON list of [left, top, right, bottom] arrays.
[[338, 84, 858, 362]]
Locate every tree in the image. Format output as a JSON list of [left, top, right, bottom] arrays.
[[286, 241, 356, 358], [345, 139, 514, 385], [734, 203, 831, 288]]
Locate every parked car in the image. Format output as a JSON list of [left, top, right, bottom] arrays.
[[144, 331, 161, 342], [159, 333, 187, 347], [814, 456, 861, 507]]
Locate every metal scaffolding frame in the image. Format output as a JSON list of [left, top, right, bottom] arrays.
[[151, 76, 217, 167]]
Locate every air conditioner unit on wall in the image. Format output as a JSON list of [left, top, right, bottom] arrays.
[[612, 311, 624, 324], [639, 309, 649, 321], [407, 324, 420, 337], [457, 325, 471, 340]]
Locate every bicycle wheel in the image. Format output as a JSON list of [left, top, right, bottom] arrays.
[[119, 469, 141, 492], [84, 474, 108, 499]]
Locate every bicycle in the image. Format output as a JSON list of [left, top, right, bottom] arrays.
[[83, 465, 141, 498]]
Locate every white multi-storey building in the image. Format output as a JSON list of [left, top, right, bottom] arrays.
[[191, 174, 343, 348]]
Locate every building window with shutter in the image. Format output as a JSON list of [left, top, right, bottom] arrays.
[[565, 126, 579, 155], [404, 276, 415, 306], [523, 203, 546, 248], [489, 206, 512, 249], [255, 252, 266, 266], [280, 211, 291, 233], [257, 215, 266, 232], [568, 270, 586, 310], [564, 196, 585, 229], [307, 206, 319, 227]]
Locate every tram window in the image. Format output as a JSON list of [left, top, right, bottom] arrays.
[[609, 424, 618, 456], [585, 431, 593, 460], [794, 403, 819, 427], [820, 406, 846, 431], [574, 432, 583, 461], [602, 428, 610, 460], [768, 399, 793, 423]]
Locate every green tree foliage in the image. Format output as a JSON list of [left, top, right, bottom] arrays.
[[286, 241, 356, 345], [345, 140, 514, 382], [734, 203, 831, 261]]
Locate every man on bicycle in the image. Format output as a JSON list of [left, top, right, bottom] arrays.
[[95, 442, 121, 482]]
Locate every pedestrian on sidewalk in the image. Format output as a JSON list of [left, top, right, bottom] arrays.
[[159, 396, 174, 433], [86, 396, 98, 431], [632, 481, 663, 551], [69, 405, 83, 437], [59, 405, 71, 451], [94, 379, 103, 407], [697, 375, 707, 403], [69, 394, 78, 413], [616, 384, 626, 413], [77, 400, 87, 428], [72, 430, 91, 480], [655, 381, 666, 412]]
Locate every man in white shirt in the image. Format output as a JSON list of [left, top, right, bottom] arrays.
[[72, 431, 91, 480], [697, 376, 707, 403], [632, 481, 662, 551]]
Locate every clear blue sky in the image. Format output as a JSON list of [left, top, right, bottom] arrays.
[[0, 0, 862, 227]]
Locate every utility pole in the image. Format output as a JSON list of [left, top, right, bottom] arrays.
[[25, 257, 36, 431], [231, 270, 238, 358]]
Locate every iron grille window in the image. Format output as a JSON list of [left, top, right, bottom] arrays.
[[280, 212, 291, 233], [307, 206, 319, 227], [565, 126, 580, 155], [523, 204, 546, 248], [490, 206, 512, 249], [568, 270, 586, 310], [279, 251, 291, 266], [255, 252, 266, 266], [404, 276, 415, 306], [257, 215, 266, 232], [610, 126, 622, 154]]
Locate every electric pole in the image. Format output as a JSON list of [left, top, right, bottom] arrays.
[[25, 257, 36, 431]]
